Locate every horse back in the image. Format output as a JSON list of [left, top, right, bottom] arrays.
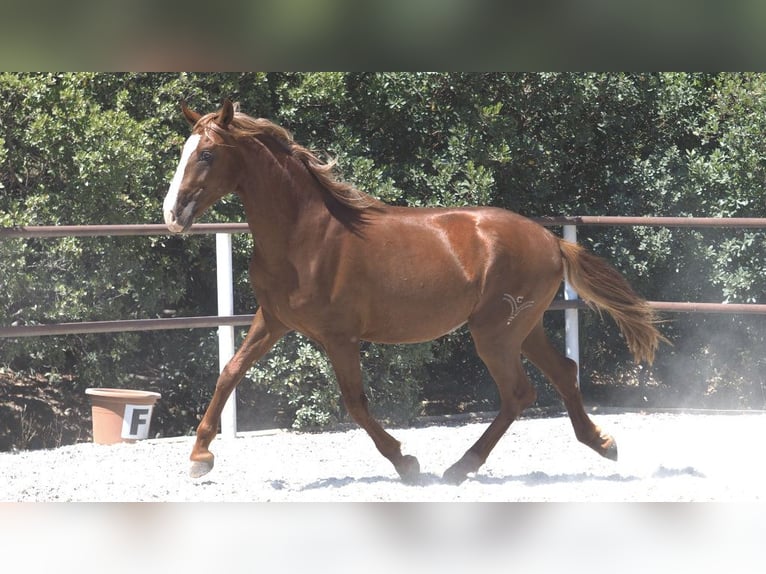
[[324, 205, 563, 343]]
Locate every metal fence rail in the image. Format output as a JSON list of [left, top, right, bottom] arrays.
[[535, 216, 766, 228], [0, 223, 249, 238], [3, 217, 765, 339], [4, 300, 766, 339], [0, 216, 766, 437], [0, 215, 766, 239], [2, 215, 765, 240], [4, 217, 766, 435]]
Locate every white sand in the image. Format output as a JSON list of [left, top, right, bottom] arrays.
[[2, 412, 763, 501]]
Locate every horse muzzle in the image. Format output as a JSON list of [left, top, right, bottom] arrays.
[[164, 199, 196, 234]]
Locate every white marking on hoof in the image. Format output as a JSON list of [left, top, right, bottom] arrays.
[[503, 293, 535, 325], [189, 460, 213, 479]]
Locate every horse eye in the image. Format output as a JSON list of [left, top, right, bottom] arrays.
[[198, 150, 214, 163]]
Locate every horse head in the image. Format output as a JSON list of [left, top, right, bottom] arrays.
[[163, 99, 241, 233]]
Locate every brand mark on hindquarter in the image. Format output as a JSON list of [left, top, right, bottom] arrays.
[[503, 294, 535, 325]]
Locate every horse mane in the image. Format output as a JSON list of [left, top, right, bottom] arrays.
[[196, 112, 381, 212]]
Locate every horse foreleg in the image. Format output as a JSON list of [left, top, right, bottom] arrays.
[[324, 339, 421, 484], [522, 322, 618, 460], [189, 309, 288, 478]]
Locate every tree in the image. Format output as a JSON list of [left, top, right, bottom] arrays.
[[2, 73, 765, 447]]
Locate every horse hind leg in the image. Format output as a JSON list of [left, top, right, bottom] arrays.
[[443, 323, 537, 485], [522, 322, 618, 461]]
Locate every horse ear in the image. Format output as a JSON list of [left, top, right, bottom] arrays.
[[216, 98, 235, 128], [181, 100, 201, 127]]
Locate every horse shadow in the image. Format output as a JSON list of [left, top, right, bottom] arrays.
[[299, 472, 444, 491], [472, 471, 643, 486], [297, 465, 704, 491], [463, 465, 705, 486]]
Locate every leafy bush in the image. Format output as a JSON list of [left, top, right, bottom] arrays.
[[244, 333, 430, 430], [3, 73, 766, 446]]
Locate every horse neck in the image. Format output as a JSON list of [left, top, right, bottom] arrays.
[[236, 137, 333, 254]]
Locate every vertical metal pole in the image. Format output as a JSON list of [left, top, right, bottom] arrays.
[[563, 225, 580, 387], [216, 232, 237, 437]]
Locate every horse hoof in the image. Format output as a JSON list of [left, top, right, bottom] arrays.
[[396, 455, 421, 484], [442, 463, 468, 486], [600, 436, 618, 461], [443, 451, 481, 485], [190, 459, 214, 478]]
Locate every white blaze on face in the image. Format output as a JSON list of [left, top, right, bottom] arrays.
[[164, 134, 201, 232]]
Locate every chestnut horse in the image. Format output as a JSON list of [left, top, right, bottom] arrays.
[[163, 99, 662, 484]]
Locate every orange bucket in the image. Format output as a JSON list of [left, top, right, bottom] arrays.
[[85, 388, 161, 444]]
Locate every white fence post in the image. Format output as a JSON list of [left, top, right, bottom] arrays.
[[216, 232, 237, 438], [563, 224, 580, 387]]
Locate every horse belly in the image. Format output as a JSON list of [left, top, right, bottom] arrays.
[[363, 310, 470, 344], [344, 212, 492, 343], [359, 271, 477, 344]]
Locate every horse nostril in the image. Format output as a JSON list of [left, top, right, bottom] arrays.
[[164, 208, 180, 230]]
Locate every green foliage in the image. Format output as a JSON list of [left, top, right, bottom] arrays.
[[362, 341, 432, 425], [247, 333, 339, 430], [2, 73, 766, 442], [246, 334, 430, 429]]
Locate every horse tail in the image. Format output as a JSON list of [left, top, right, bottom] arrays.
[[558, 239, 665, 364]]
